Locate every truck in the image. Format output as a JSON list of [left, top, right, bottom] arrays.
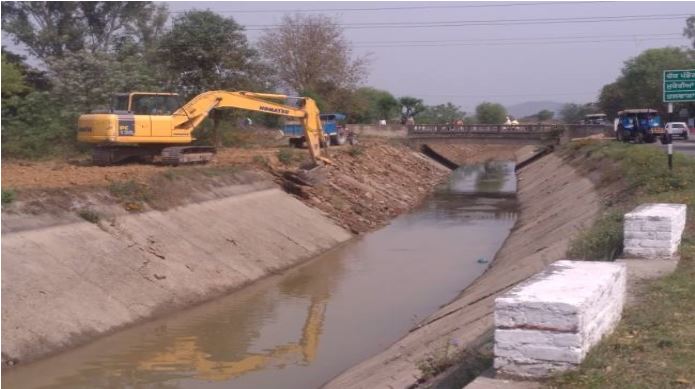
[[614, 109, 665, 143], [77, 91, 329, 166], [283, 113, 348, 148], [582, 113, 609, 125]]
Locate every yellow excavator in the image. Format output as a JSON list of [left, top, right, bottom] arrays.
[[77, 91, 328, 166]]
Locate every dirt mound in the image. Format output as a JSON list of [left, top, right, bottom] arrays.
[[273, 141, 450, 233]]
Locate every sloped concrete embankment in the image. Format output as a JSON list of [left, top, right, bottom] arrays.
[[324, 152, 601, 389], [1, 187, 352, 366]]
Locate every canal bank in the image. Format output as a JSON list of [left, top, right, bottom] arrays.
[[1, 141, 451, 367], [3, 160, 520, 389]]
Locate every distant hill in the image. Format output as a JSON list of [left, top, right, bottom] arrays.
[[506, 101, 566, 118]]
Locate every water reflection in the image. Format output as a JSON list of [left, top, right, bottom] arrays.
[[4, 161, 519, 389]]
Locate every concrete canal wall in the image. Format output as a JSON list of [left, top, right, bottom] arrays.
[[1, 187, 352, 366]]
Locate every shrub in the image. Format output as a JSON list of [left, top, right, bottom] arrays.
[[277, 148, 294, 165], [77, 208, 101, 223], [2, 189, 16, 205]]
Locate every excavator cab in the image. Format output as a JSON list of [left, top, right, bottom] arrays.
[[112, 93, 183, 115]]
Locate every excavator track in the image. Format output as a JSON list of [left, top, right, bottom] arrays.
[[160, 146, 216, 166], [92, 146, 158, 166]]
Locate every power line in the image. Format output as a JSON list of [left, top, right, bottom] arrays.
[[170, 2, 609, 15], [244, 13, 690, 30], [415, 92, 598, 98], [352, 32, 683, 45], [353, 37, 683, 48]]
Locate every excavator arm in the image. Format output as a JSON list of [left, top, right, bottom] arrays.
[[172, 91, 328, 164]]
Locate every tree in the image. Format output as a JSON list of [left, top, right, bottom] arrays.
[[48, 50, 166, 113], [597, 82, 624, 118], [399, 96, 425, 122], [597, 47, 695, 115], [560, 103, 595, 123], [417, 102, 465, 124], [157, 10, 269, 98], [348, 87, 399, 123], [258, 14, 368, 100], [536, 109, 554, 122], [1, 2, 168, 61], [685, 16, 695, 48], [1, 54, 28, 97], [475, 102, 507, 124]]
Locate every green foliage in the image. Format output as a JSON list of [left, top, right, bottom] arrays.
[[276, 148, 295, 165], [417, 102, 466, 124], [598, 47, 695, 115], [568, 210, 624, 260], [48, 50, 166, 113], [560, 102, 596, 123], [564, 140, 695, 261], [77, 208, 101, 224], [1, 91, 79, 159], [348, 145, 364, 157], [1, 54, 28, 97], [475, 102, 507, 124], [1, 2, 168, 60], [684, 16, 695, 49], [2, 189, 16, 206], [158, 10, 269, 97], [108, 180, 151, 211], [252, 155, 269, 167], [399, 96, 425, 121], [536, 109, 554, 122], [348, 87, 399, 123]]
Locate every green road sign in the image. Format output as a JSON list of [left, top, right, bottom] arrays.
[[664, 69, 695, 102]]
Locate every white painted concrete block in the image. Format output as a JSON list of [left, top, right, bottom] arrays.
[[494, 260, 626, 378], [623, 203, 687, 258]]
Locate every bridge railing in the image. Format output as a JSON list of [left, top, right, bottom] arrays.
[[407, 123, 612, 138]]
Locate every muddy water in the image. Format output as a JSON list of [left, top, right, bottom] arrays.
[[3, 161, 518, 389]]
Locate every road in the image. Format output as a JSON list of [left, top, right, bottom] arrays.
[[653, 138, 695, 158], [671, 139, 695, 157]]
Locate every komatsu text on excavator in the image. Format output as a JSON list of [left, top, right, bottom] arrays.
[[77, 91, 328, 166]]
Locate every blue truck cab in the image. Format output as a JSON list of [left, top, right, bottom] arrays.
[[614, 109, 665, 143], [283, 113, 348, 147]]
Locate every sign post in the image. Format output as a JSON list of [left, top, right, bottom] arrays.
[[662, 69, 695, 170]]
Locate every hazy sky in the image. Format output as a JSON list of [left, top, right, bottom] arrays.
[[163, 1, 693, 112], [4, 1, 694, 112]]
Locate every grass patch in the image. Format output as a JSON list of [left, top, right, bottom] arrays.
[[252, 155, 270, 167], [416, 342, 467, 381], [162, 169, 178, 181], [551, 140, 695, 387], [108, 180, 151, 212], [348, 145, 364, 157], [77, 208, 101, 224], [2, 189, 16, 206], [567, 210, 625, 260], [277, 148, 295, 165], [562, 140, 695, 261]]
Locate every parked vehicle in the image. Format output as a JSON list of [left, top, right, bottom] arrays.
[[582, 113, 609, 125], [283, 113, 348, 147], [665, 122, 690, 140], [614, 109, 665, 143]]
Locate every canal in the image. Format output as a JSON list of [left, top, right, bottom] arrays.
[[3, 161, 518, 389]]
